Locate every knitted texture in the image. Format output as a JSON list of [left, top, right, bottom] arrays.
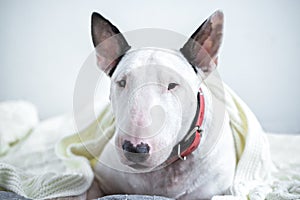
[[0, 102, 114, 199], [210, 79, 300, 199]]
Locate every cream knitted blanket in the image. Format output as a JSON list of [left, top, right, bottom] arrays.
[[0, 101, 114, 199], [0, 86, 299, 199]]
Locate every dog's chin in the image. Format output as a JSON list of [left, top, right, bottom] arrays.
[[119, 158, 160, 172], [128, 163, 153, 170], [120, 159, 157, 171]]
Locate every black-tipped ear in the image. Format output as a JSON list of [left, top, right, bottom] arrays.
[[180, 10, 224, 77], [91, 12, 130, 76]]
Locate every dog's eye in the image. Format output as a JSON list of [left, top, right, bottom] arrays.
[[118, 80, 126, 88], [168, 83, 179, 90]]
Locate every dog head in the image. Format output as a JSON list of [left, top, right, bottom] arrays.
[[91, 11, 224, 170]]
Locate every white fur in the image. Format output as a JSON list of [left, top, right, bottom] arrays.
[[94, 48, 236, 199]]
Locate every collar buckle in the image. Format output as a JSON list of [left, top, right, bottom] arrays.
[[177, 144, 187, 161], [178, 126, 203, 161], [184, 126, 201, 142]]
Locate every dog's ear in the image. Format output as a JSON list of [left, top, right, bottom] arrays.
[[91, 12, 130, 76], [180, 10, 224, 77]]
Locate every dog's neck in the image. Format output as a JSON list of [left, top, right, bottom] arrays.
[[159, 88, 206, 167]]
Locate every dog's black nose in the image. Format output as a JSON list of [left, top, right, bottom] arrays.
[[122, 140, 150, 163]]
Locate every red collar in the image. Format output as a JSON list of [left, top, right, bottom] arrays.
[[161, 88, 205, 167]]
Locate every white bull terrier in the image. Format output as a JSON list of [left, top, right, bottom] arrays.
[[92, 10, 236, 200]]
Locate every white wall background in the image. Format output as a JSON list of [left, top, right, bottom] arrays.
[[0, 0, 299, 133]]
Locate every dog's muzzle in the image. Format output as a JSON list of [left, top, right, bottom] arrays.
[[122, 140, 150, 163]]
